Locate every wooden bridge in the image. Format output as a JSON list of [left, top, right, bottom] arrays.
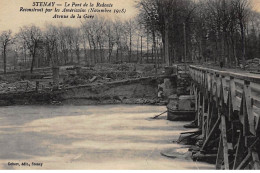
[[189, 65, 260, 170]]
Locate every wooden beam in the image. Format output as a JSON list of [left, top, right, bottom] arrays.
[[208, 102, 217, 135], [206, 95, 212, 137], [201, 116, 221, 150], [216, 75, 221, 100], [202, 95, 206, 138], [221, 115, 229, 170], [222, 77, 228, 104], [189, 65, 260, 84], [229, 77, 237, 111], [194, 86, 198, 115], [198, 92, 201, 128], [216, 137, 224, 170], [252, 151, 260, 170], [228, 90, 233, 121], [233, 131, 245, 169], [244, 81, 255, 135], [240, 91, 250, 136], [236, 151, 252, 170]]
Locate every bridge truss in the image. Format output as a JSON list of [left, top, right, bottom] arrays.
[[189, 65, 260, 170]]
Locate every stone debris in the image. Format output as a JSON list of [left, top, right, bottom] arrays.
[[89, 76, 98, 83], [0, 80, 36, 93], [0, 63, 164, 94], [246, 58, 260, 72]]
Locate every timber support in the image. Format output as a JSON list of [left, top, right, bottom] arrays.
[[189, 65, 260, 170]]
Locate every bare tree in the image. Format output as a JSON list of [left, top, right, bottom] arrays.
[[82, 19, 99, 65], [73, 28, 81, 64], [233, 0, 251, 68], [0, 30, 12, 74], [44, 24, 59, 67], [80, 27, 89, 65], [105, 21, 116, 63], [113, 19, 125, 62], [95, 18, 107, 63], [17, 25, 42, 73]]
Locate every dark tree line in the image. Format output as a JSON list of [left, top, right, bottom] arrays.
[[138, 0, 260, 68]]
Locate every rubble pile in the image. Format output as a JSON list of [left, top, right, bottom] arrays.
[[0, 80, 36, 93], [246, 58, 260, 72], [62, 63, 156, 86], [0, 63, 165, 94]]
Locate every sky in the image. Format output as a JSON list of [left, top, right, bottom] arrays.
[[0, 0, 259, 33], [0, 0, 138, 33]]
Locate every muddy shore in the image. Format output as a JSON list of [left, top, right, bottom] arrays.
[[0, 76, 171, 106]]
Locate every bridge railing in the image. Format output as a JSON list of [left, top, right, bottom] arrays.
[[189, 65, 260, 170]]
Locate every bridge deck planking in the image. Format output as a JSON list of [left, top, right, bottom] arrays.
[[190, 65, 260, 83]]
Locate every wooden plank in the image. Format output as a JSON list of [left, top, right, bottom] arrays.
[[222, 77, 228, 104], [216, 137, 224, 170], [207, 73, 211, 92], [228, 91, 232, 121], [220, 77, 224, 107], [236, 151, 252, 170], [240, 91, 250, 136], [240, 92, 245, 125], [208, 102, 217, 134], [217, 75, 221, 99], [206, 95, 212, 137], [221, 115, 229, 170], [202, 95, 206, 137], [189, 65, 260, 84], [233, 131, 245, 169], [201, 116, 221, 150], [252, 151, 260, 170], [195, 86, 198, 111], [198, 92, 201, 128], [244, 82, 256, 135], [230, 77, 237, 111]]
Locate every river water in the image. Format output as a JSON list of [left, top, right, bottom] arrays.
[[0, 105, 214, 170]]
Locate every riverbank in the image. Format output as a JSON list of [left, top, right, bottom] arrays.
[[0, 75, 172, 106], [0, 64, 173, 106]]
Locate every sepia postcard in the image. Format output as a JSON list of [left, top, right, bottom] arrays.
[[0, 0, 260, 170]]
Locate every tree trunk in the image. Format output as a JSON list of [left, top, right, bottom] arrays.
[[165, 18, 170, 66], [221, 30, 225, 66], [83, 37, 88, 65], [108, 28, 111, 63], [233, 38, 238, 67], [141, 36, 143, 64], [137, 36, 139, 63], [152, 30, 157, 72], [99, 42, 102, 63], [3, 46, 6, 74], [76, 47, 80, 64], [116, 46, 119, 62], [240, 23, 246, 68], [70, 45, 73, 64], [30, 42, 38, 73], [129, 28, 132, 63], [183, 22, 187, 64], [120, 46, 123, 63], [147, 27, 149, 63]]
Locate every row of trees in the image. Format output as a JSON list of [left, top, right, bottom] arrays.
[[0, 17, 162, 74], [138, 0, 260, 68], [1, 0, 260, 74]]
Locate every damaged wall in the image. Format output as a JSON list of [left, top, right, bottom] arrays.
[[0, 76, 170, 106]]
